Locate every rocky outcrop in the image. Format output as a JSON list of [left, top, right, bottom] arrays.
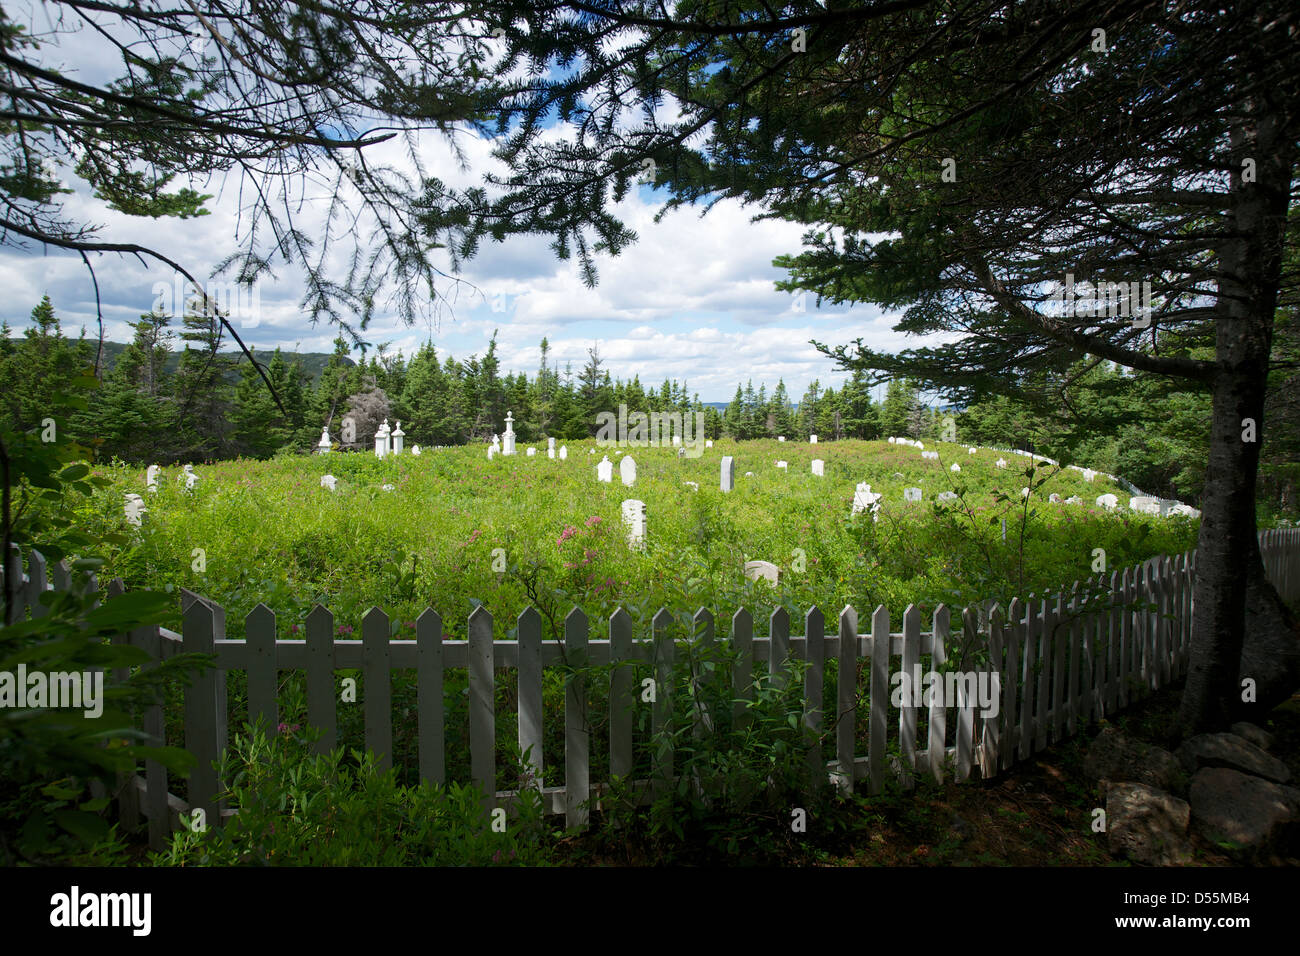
[[1188, 768, 1300, 862], [1106, 782, 1193, 866], [1090, 721, 1297, 864], [1176, 732, 1291, 784], [1085, 726, 1185, 794]]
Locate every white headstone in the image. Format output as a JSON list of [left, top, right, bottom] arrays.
[[1168, 503, 1200, 518], [705, 440, 713, 448], [1129, 496, 1160, 515], [683, 481, 699, 491], [412, 445, 421, 456], [811, 459, 824, 476], [915, 442, 924, 450], [968, 447, 977, 455], [1082, 469, 1096, 482], [852, 482, 883, 516], [1096, 493, 1119, 510], [672, 435, 681, 447], [903, 487, 923, 502], [321, 475, 337, 491], [776, 460, 788, 470], [950, 463, 961, 472], [123, 493, 146, 527], [620, 455, 637, 487], [1066, 496, 1083, 505], [589, 448, 595, 455], [502, 412, 516, 456], [527, 447, 536, 457], [744, 560, 780, 585], [721, 456, 735, 492], [559, 445, 568, 460], [318, 428, 332, 454], [778, 436, 786, 442], [391, 421, 405, 455], [548, 438, 556, 459], [1049, 493, 1062, 503], [810, 434, 817, 444], [888, 437, 896, 444], [597, 456, 613, 482], [182, 464, 198, 492], [995, 458, 1008, 469], [1021, 487, 1031, 498], [488, 445, 497, 460], [146, 464, 160, 492], [381, 484, 394, 492], [937, 491, 959, 503], [621, 499, 647, 549]]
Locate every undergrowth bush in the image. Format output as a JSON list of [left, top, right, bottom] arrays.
[[153, 722, 554, 866]]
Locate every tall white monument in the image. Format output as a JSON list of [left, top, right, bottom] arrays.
[[502, 412, 517, 456]]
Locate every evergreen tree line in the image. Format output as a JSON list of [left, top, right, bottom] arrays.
[[3, 296, 1294, 515]]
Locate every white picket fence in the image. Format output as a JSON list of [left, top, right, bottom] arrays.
[[5, 529, 1299, 849]]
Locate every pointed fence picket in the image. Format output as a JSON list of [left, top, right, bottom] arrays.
[[4, 528, 1299, 850]]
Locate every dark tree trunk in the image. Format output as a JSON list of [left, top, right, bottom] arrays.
[[1176, 105, 1297, 737]]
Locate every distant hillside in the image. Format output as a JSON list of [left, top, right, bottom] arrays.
[[92, 341, 342, 383]]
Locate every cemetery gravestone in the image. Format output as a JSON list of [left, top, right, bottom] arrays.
[[811, 459, 824, 476], [1097, 494, 1119, 510], [904, 487, 922, 502], [621, 499, 647, 549], [744, 560, 780, 585], [123, 493, 146, 527], [502, 412, 517, 456], [318, 428, 332, 454], [321, 475, 337, 491], [621, 455, 637, 487], [597, 456, 614, 482], [721, 456, 735, 492], [559, 446, 567, 460]]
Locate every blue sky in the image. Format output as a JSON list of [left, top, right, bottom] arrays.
[[0, 10, 947, 403]]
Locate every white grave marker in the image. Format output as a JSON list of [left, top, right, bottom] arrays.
[[903, 487, 922, 502], [597, 456, 613, 482], [811, 459, 824, 476], [621, 499, 647, 549], [321, 475, 337, 491], [721, 456, 735, 492], [123, 493, 146, 527], [744, 560, 780, 585], [620, 455, 637, 487]]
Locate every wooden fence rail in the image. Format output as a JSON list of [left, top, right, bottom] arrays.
[[5, 528, 1299, 849]]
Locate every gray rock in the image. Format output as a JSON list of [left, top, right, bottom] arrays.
[[1230, 721, 1274, 752], [1189, 768, 1300, 861], [1106, 782, 1193, 866], [1084, 727, 1185, 794], [1177, 733, 1291, 784]]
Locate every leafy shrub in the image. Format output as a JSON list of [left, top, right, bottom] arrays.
[[153, 722, 554, 866]]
